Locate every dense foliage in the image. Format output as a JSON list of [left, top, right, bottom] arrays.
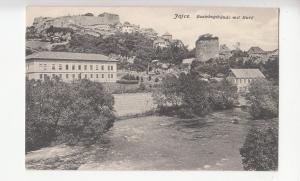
[[121, 74, 139, 80], [247, 79, 279, 119], [53, 32, 190, 71], [262, 56, 279, 85], [191, 51, 278, 85], [240, 78, 279, 171], [152, 72, 238, 118], [26, 78, 115, 152], [240, 119, 278, 170]]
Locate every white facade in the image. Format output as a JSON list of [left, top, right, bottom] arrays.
[[26, 52, 118, 83], [227, 69, 265, 92]]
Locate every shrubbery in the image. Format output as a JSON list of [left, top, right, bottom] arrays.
[[26, 78, 115, 152], [240, 119, 278, 170], [247, 79, 279, 119], [240, 79, 279, 171], [116, 79, 139, 84], [152, 72, 238, 118], [121, 74, 138, 81]]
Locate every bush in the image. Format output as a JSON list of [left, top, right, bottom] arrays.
[[240, 119, 278, 170], [152, 73, 238, 118], [26, 78, 115, 152], [116, 79, 139, 84], [209, 79, 238, 110], [121, 74, 138, 80], [247, 79, 279, 119], [139, 83, 146, 91]]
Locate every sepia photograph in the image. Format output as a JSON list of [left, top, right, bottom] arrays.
[[25, 6, 279, 171]]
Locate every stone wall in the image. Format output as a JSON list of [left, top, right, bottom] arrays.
[[195, 36, 219, 62], [32, 13, 120, 32]]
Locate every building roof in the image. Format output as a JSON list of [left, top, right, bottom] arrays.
[[219, 44, 231, 52], [26, 51, 118, 62], [230, 69, 265, 78], [182, 58, 195, 64], [163, 32, 172, 36], [247, 46, 265, 54]]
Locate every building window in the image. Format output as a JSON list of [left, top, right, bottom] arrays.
[[111, 74, 113, 78], [66, 74, 69, 79], [111, 66, 113, 71], [85, 74, 87, 79], [101, 65, 104, 70], [78, 74, 81, 79], [96, 65, 99, 70], [59, 74, 62, 78], [84, 65, 87, 70], [52, 74, 55, 78], [102, 74, 104, 78], [52, 64, 55, 70], [90, 65, 93, 70], [44, 74, 47, 79], [96, 74, 98, 78], [65, 64, 69, 70], [59, 64, 62, 70], [78, 65, 81, 70], [40, 74, 43, 79], [72, 74, 75, 78], [91, 74, 93, 78], [72, 65, 75, 70], [108, 66, 110, 71], [44, 64, 47, 70]]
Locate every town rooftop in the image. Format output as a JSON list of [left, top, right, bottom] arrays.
[[230, 68, 265, 79], [26, 51, 118, 62]]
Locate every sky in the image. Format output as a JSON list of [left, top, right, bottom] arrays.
[[27, 7, 279, 51]]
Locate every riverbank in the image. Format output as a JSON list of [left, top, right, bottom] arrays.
[[26, 108, 251, 170]]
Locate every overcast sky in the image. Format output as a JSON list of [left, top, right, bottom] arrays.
[[27, 7, 279, 51]]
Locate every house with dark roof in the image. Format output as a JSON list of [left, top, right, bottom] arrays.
[[247, 46, 265, 55], [227, 68, 265, 92], [26, 51, 118, 82]]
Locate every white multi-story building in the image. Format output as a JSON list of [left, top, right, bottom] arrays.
[[26, 51, 118, 82]]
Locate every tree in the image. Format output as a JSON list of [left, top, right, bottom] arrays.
[[263, 56, 279, 84], [152, 74, 182, 108], [209, 79, 238, 110], [83, 13, 94, 16], [26, 78, 115, 151], [153, 71, 238, 118], [247, 79, 279, 119], [240, 119, 278, 170]]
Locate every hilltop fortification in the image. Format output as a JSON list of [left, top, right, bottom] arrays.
[[32, 13, 120, 33], [195, 34, 219, 62]]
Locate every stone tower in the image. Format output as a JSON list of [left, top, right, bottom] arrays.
[[195, 34, 219, 62]]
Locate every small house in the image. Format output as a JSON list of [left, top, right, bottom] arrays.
[[227, 69, 265, 92]]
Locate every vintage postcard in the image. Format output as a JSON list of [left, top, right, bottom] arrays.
[[25, 7, 279, 170]]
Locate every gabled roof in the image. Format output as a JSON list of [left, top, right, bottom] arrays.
[[163, 32, 172, 36], [247, 46, 265, 54], [230, 69, 265, 78], [26, 51, 118, 62]]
